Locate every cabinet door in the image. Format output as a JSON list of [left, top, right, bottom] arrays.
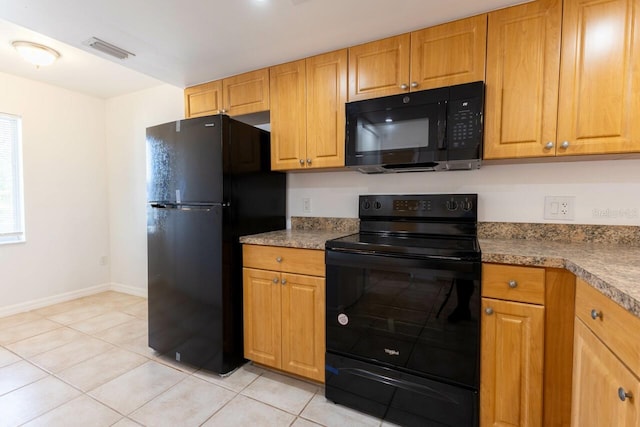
[[348, 34, 411, 101], [280, 273, 325, 382], [410, 14, 487, 91], [557, 0, 640, 155], [484, 0, 562, 159], [222, 68, 270, 116], [184, 80, 223, 118], [481, 298, 544, 427], [270, 60, 307, 170], [243, 268, 281, 368], [572, 320, 640, 427], [306, 49, 347, 169]]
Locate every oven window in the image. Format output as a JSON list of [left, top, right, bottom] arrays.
[[326, 263, 480, 387]]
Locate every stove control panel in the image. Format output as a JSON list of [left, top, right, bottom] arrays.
[[359, 194, 477, 219]]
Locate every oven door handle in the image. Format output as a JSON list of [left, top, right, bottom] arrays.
[[339, 367, 465, 405], [327, 247, 463, 261]]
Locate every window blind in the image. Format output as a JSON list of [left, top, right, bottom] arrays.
[[0, 113, 24, 244]]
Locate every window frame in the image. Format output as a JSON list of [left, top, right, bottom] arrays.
[[0, 112, 25, 244]]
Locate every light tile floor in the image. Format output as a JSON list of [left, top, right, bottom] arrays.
[[0, 291, 389, 427]]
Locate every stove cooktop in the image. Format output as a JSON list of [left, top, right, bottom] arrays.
[[326, 232, 481, 261]]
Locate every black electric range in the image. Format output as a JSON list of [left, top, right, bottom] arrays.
[[325, 194, 481, 427]]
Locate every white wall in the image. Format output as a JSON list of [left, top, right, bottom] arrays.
[[288, 158, 640, 226], [105, 84, 184, 296], [0, 71, 110, 312]]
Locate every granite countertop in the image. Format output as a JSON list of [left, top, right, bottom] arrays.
[[239, 219, 640, 319], [239, 229, 354, 250]]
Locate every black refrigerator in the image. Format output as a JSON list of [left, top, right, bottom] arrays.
[[146, 114, 285, 374]]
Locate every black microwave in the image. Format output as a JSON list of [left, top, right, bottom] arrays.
[[345, 81, 484, 173]]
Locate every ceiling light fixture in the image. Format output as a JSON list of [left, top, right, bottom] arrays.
[[12, 41, 60, 67], [85, 37, 134, 60]]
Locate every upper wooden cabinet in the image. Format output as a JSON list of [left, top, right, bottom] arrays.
[[348, 15, 487, 101], [411, 14, 487, 91], [557, 0, 640, 156], [485, 0, 640, 159], [184, 68, 269, 118], [270, 49, 347, 171], [484, 0, 562, 159], [184, 80, 223, 118]]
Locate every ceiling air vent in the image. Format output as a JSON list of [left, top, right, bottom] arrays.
[[85, 37, 135, 60]]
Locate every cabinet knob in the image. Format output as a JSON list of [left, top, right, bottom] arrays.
[[508, 280, 518, 289], [299, 159, 304, 165], [306, 158, 312, 165], [560, 141, 570, 149], [590, 309, 602, 320], [410, 81, 419, 88], [221, 109, 227, 114], [400, 83, 409, 90], [281, 278, 287, 285], [545, 141, 554, 149], [276, 257, 282, 263], [272, 277, 278, 284], [618, 387, 633, 402], [485, 307, 494, 315]]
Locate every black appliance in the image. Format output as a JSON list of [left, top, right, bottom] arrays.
[[146, 114, 285, 374], [345, 82, 484, 173], [325, 194, 481, 426]]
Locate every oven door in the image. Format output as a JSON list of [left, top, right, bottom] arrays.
[[325, 248, 480, 389]]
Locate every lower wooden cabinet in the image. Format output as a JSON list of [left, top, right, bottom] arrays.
[[481, 297, 545, 427], [571, 278, 640, 427], [242, 245, 325, 382], [481, 263, 575, 427], [572, 320, 640, 427]]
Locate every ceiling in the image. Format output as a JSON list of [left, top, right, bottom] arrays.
[[0, 0, 529, 99]]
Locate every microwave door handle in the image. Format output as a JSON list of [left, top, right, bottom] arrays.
[[437, 101, 447, 150]]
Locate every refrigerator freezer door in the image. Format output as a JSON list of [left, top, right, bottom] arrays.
[[147, 204, 226, 370], [147, 116, 224, 203]]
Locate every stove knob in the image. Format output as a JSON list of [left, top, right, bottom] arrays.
[[446, 200, 458, 211], [362, 200, 371, 210], [462, 200, 473, 211], [374, 201, 382, 210]]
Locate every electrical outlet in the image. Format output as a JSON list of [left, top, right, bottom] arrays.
[[544, 196, 575, 220], [303, 197, 312, 213]]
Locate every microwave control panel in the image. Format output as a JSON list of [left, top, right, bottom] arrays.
[[448, 97, 482, 150]]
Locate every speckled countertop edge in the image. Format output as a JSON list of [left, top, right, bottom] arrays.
[[239, 227, 640, 319], [481, 238, 640, 318]]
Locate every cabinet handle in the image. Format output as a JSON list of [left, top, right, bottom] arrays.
[[272, 277, 278, 284], [590, 309, 602, 320], [560, 141, 570, 149], [400, 83, 409, 90], [545, 141, 554, 149], [281, 278, 287, 285], [485, 307, 494, 315], [306, 158, 312, 165], [276, 257, 282, 263], [299, 159, 304, 165], [508, 280, 518, 288], [618, 387, 633, 402], [410, 81, 419, 88]]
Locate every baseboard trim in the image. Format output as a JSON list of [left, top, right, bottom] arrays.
[[0, 282, 147, 317]]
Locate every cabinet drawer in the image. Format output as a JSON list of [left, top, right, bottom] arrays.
[[482, 264, 545, 304], [575, 278, 640, 376], [243, 244, 325, 277]]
